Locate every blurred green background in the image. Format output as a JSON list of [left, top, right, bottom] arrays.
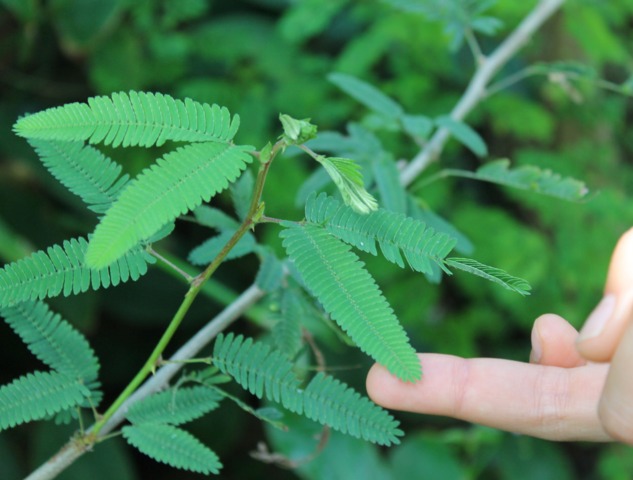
[[1, 0, 632, 478]]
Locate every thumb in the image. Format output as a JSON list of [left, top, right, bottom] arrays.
[[576, 227, 633, 362]]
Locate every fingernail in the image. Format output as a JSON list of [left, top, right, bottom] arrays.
[[577, 294, 616, 342], [530, 327, 542, 363]]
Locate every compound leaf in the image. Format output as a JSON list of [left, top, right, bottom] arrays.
[[0, 237, 154, 307], [446, 257, 531, 295], [0, 301, 100, 404], [14, 91, 240, 147], [305, 193, 456, 275], [328, 73, 404, 119], [303, 372, 403, 446], [0, 371, 89, 431], [123, 423, 221, 475], [212, 333, 303, 414], [85, 142, 253, 269], [29, 139, 129, 214], [280, 223, 421, 382]]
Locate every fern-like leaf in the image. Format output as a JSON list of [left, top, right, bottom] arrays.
[[212, 333, 303, 414], [0, 371, 89, 431], [305, 193, 456, 276], [303, 372, 403, 446], [14, 91, 240, 147], [446, 257, 531, 295], [28, 139, 129, 214], [280, 224, 421, 382], [85, 142, 253, 269], [123, 423, 221, 475], [272, 287, 304, 359], [126, 386, 222, 426], [0, 301, 101, 403], [0, 237, 154, 307]]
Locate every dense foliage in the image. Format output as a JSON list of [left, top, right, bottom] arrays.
[[0, 1, 632, 479]]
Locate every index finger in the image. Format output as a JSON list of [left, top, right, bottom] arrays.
[[366, 354, 610, 442]]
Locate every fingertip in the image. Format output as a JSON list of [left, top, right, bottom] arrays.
[[531, 314, 584, 367]]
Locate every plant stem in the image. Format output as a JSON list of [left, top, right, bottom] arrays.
[[399, 0, 566, 185]]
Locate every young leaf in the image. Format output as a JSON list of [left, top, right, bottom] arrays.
[[0, 238, 154, 308], [280, 224, 421, 382], [303, 372, 403, 446], [279, 114, 318, 145], [29, 139, 129, 214], [328, 72, 404, 119], [314, 156, 378, 214], [85, 142, 253, 269], [0, 371, 89, 431], [1, 301, 100, 402], [305, 193, 456, 275], [254, 250, 284, 292], [445, 257, 531, 295], [187, 230, 256, 266], [123, 423, 221, 475], [126, 386, 222, 426], [474, 159, 589, 200], [14, 91, 240, 147], [212, 333, 303, 414], [230, 168, 254, 221], [272, 287, 304, 359], [435, 115, 487, 157]]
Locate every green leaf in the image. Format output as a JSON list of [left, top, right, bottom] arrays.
[[187, 230, 256, 266], [29, 139, 129, 214], [254, 250, 284, 292], [303, 372, 403, 446], [315, 156, 378, 214], [272, 287, 304, 359], [305, 193, 456, 275], [0, 371, 89, 431], [474, 159, 589, 201], [14, 91, 240, 147], [280, 224, 421, 382], [126, 386, 222, 426], [0, 301, 100, 403], [230, 168, 254, 221], [328, 72, 404, 119], [279, 114, 318, 145], [193, 206, 240, 230], [123, 423, 221, 475], [85, 142, 253, 269], [446, 257, 531, 295], [435, 115, 487, 157], [0, 237, 154, 307], [212, 333, 304, 414]]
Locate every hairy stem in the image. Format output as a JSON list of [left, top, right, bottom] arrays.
[[400, 0, 566, 186]]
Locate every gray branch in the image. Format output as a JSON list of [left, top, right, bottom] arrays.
[[399, 0, 566, 186]]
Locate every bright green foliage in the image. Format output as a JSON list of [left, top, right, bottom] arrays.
[[254, 250, 284, 292], [303, 372, 403, 446], [212, 333, 303, 413], [126, 386, 222, 426], [122, 423, 222, 475], [446, 257, 531, 295], [14, 91, 240, 147], [474, 160, 589, 200], [372, 153, 407, 213], [0, 237, 154, 307], [29, 139, 129, 214], [305, 193, 456, 275], [188, 230, 257, 266], [0, 301, 101, 403], [213, 334, 403, 446], [85, 142, 253, 269], [0, 371, 89, 431], [280, 224, 421, 382], [279, 114, 319, 145]]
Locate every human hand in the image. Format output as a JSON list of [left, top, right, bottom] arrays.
[[366, 228, 633, 443]]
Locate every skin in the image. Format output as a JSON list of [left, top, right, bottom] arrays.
[[366, 228, 633, 444]]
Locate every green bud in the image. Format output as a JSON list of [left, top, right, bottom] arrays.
[[259, 141, 273, 164], [279, 114, 318, 145]]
